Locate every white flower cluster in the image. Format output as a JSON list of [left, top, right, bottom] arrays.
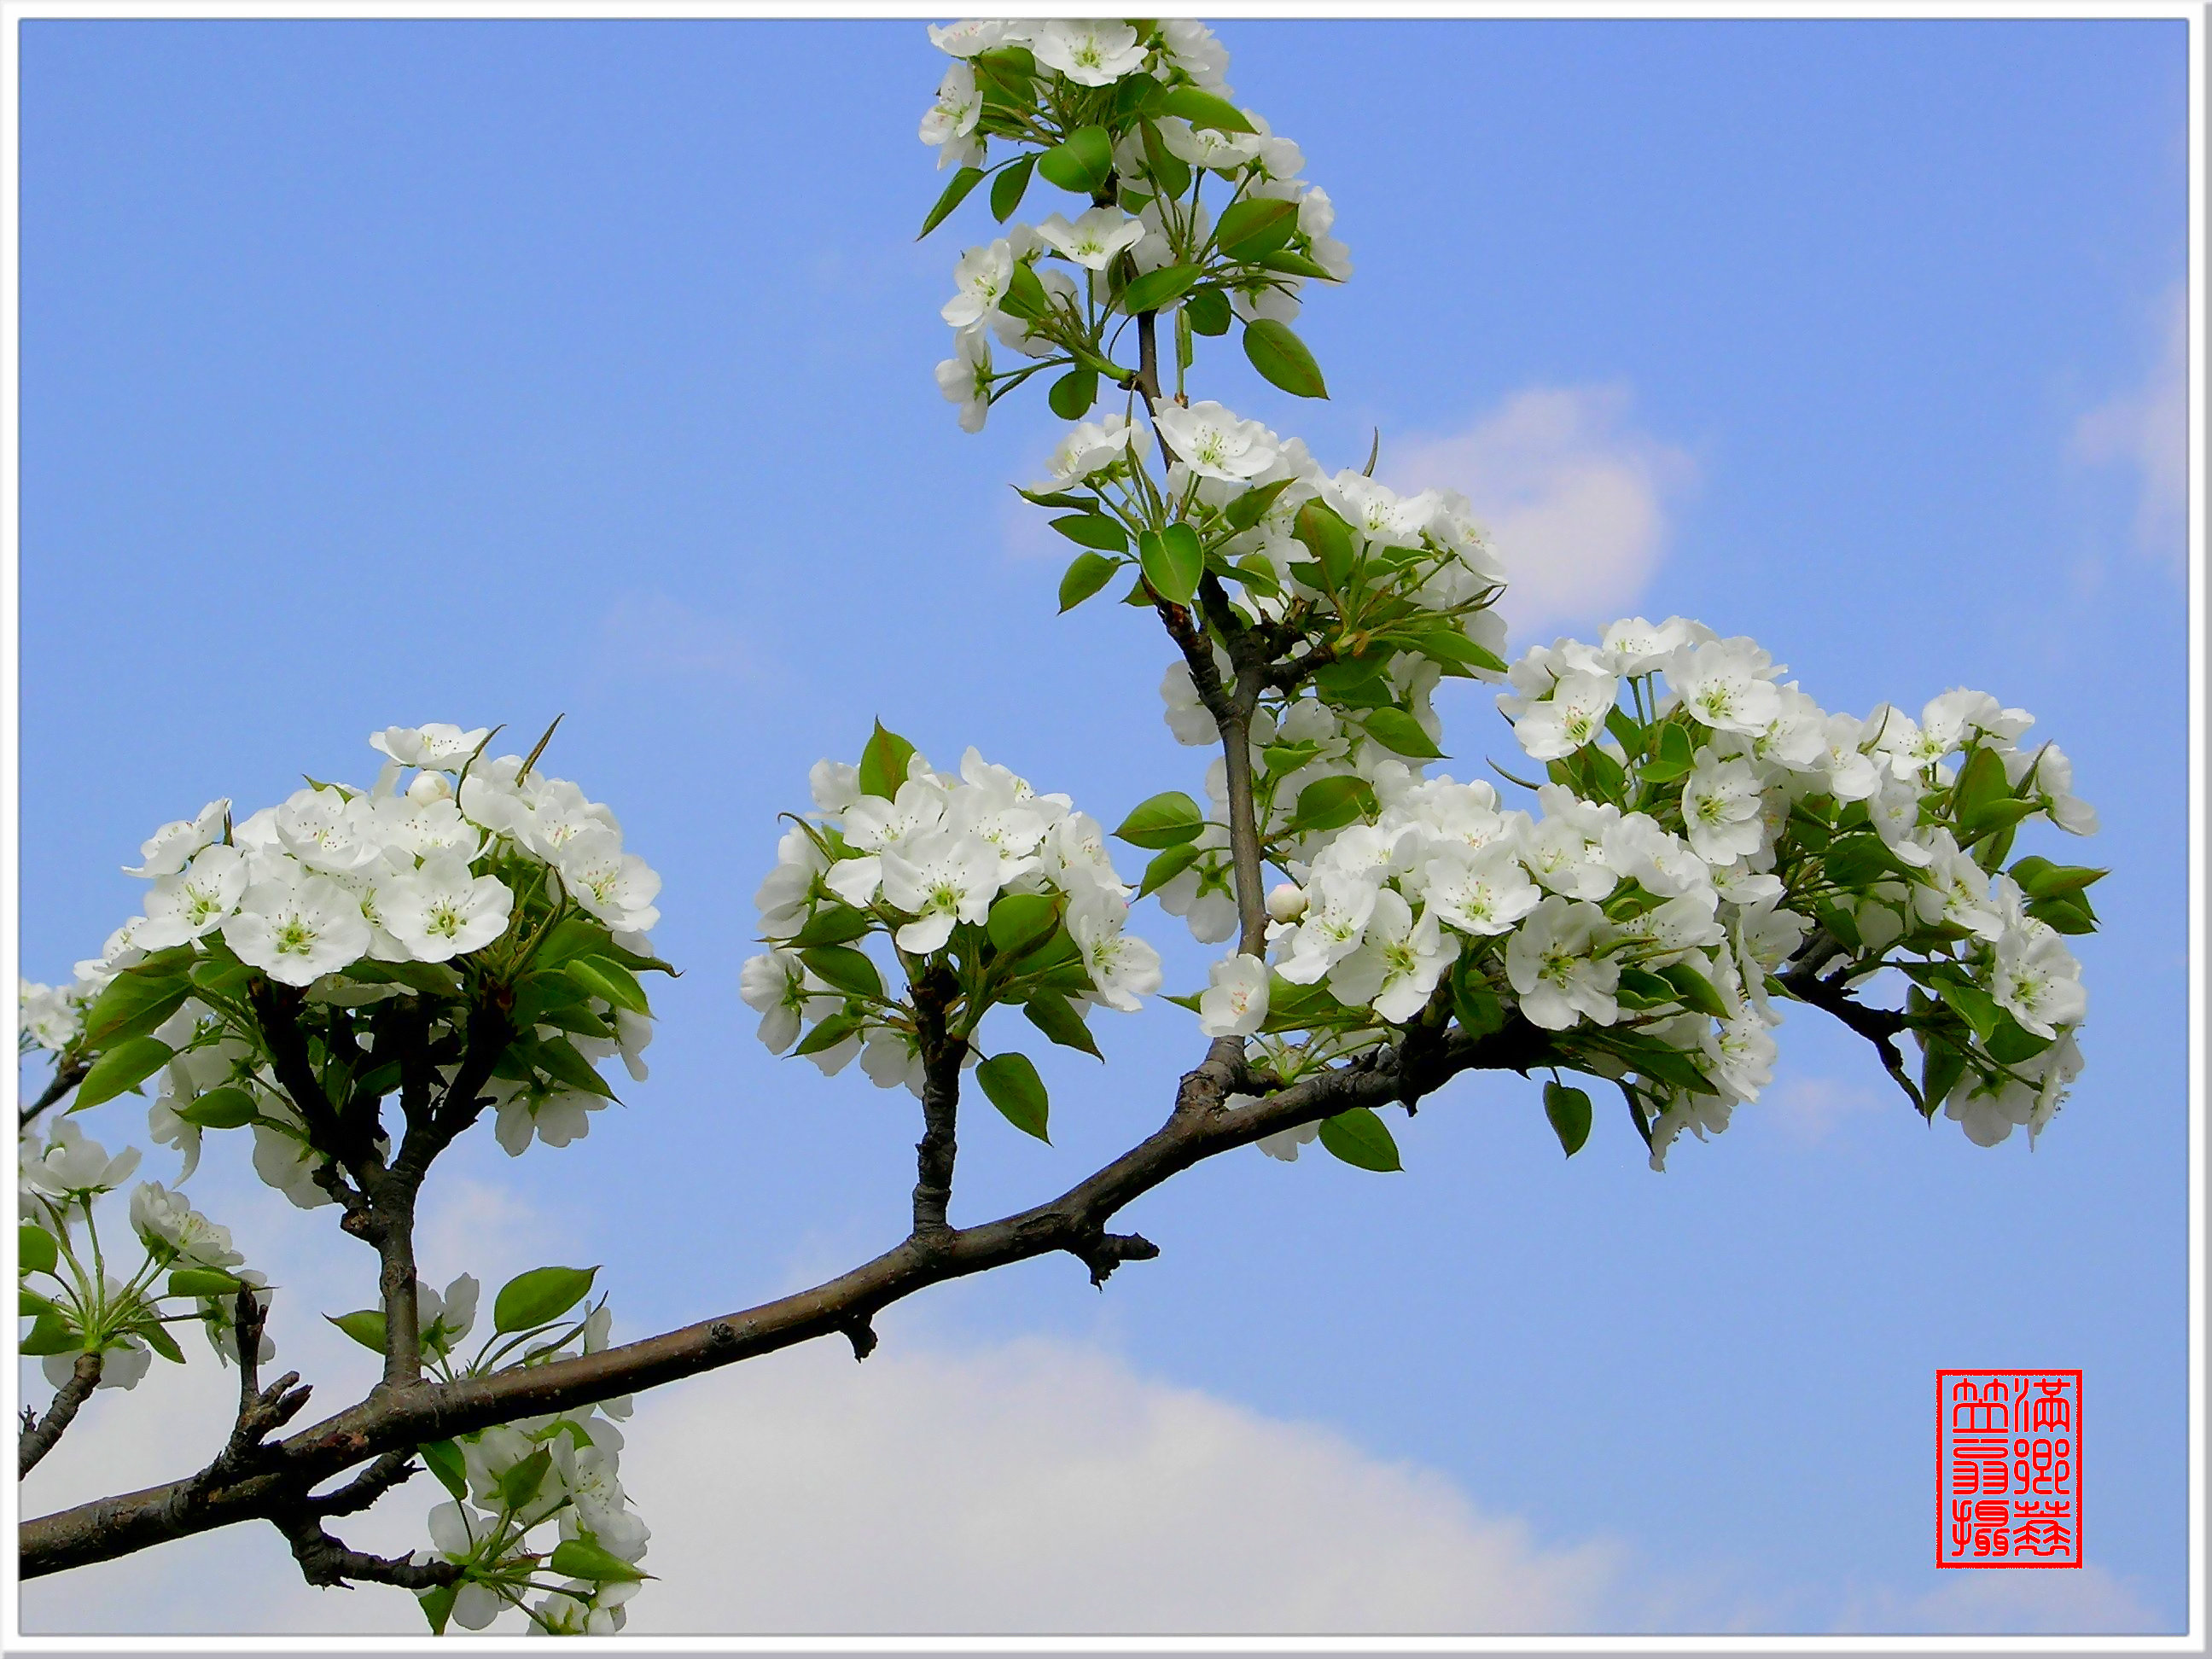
[[1156, 615, 2096, 1165], [925, 20, 1351, 432], [19, 1120, 269, 1393], [742, 743, 1159, 1091], [80, 725, 659, 995], [416, 1300, 649, 1635]]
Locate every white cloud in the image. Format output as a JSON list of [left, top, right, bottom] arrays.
[[2073, 283, 2187, 565], [622, 1333, 1630, 1634], [1388, 384, 1697, 636], [1762, 1074, 1889, 1146], [1834, 1562, 2168, 1634], [597, 590, 758, 679]]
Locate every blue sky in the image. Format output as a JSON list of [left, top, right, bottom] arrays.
[[14, 14, 2193, 1637]]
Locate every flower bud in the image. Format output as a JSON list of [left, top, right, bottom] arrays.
[[1266, 882, 1307, 923]]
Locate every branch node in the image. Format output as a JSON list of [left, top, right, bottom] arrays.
[[1074, 1231, 1160, 1289], [841, 1318, 878, 1362]]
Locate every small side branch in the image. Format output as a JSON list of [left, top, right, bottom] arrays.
[[1780, 961, 1924, 1113], [271, 1509, 461, 1592], [19, 1060, 87, 1131], [19, 1353, 102, 1478], [910, 969, 965, 1237]]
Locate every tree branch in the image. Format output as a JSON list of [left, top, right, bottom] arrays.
[[18, 1058, 87, 1131], [269, 1507, 460, 1592], [910, 968, 964, 1237], [1778, 957, 1925, 1113], [19, 1353, 102, 1478]]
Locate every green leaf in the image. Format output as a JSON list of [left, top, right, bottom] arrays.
[[999, 259, 1050, 320], [1184, 284, 1233, 335], [419, 1439, 469, 1504], [1361, 707, 1444, 760], [977, 1052, 1051, 1142], [79, 963, 190, 1050], [2008, 857, 2107, 900], [917, 165, 986, 238], [1138, 523, 1204, 605], [793, 1012, 864, 1057], [1138, 841, 1203, 898], [1036, 124, 1112, 194], [1950, 743, 2011, 824], [1121, 262, 1202, 317], [20, 1288, 59, 1318], [789, 905, 873, 948], [1963, 797, 2040, 841], [988, 152, 1034, 223], [1986, 1015, 2055, 1067], [987, 893, 1061, 958], [1613, 966, 1676, 1011], [1047, 367, 1098, 421], [1450, 962, 1505, 1039], [1214, 195, 1300, 260], [1161, 84, 1255, 134], [974, 44, 1037, 102], [1051, 513, 1128, 552], [1137, 119, 1191, 199], [1639, 722, 1698, 784], [138, 1319, 186, 1364], [1941, 981, 2005, 1044], [1220, 475, 1293, 533], [1313, 651, 1393, 705], [1285, 774, 1377, 836], [1920, 1034, 1969, 1112], [2026, 893, 2098, 934], [858, 720, 918, 799], [19, 1225, 57, 1278], [1317, 1107, 1402, 1172], [327, 1310, 387, 1353], [1824, 834, 1902, 890], [500, 1445, 553, 1512], [563, 955, 650, 1016], [493, 1265, 598, 1334], [800, 944, 885, 999], [1257, 247, 1338, 281], [19, 1311, 79, 1356], [343, 958, 464, 997], [1656, 962, 1731, 1020], [1113, 790, 1206, 849], [418, 1585, 457, 1636], [1543, 1080, 1593, 1157], [72, 1036, 174, 1114], [1291, 500, 1357, 588], [166, 1267, 242, 1298], [1243, 317, 1328, 399], [1409, 626, 1508, 678], [1022, 994, 1102, 1060], [175, 1085, 258, 1130], [1058, 551, 1121, 613], [534, 1035, 618, 1101], [548, 1538, 650, 1584]]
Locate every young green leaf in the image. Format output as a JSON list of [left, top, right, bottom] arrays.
[[977, 1052, 1051, 1142], [1291, 499, 1357, 587], [1243, 317, 1328, 399], [1121, 263, 1202, 317], [1214, 195, 1300, 260], [1138, 522, 1204, 604], [987, 892, 1061, 957], [167, 1267, 243, 1298], [1161, 84, 1255, 133], [1035, 125, 1112, 194], [1317, 1106, 1402, 1172], [534, 1035, 618, 1101], [1138, 841, 1203, 897], [71, 1036, 174, 1114], [492, 1265, 599, 1334], [549, 1538, 651, 1583], [419, 1585, 458, 1636], [1361, 707, 1444, 760], [989, 152, 1035, 223], [1543, 1080, 1593, 1157], [917, 165, 986, 239], [1058, 550, 1122, 612], [1113, 790, 1206, 848], [1023, 994, 1103, 1060], [327, 1310, 387, 1353], [789, 905, 874, 948], [1409, 626, 1508, 678], [563, 955, 650, 1016], [798, 945, 884, 1001], [857, 719, 918, 799], [501, 1446, 553, 1511], [418, 1439, 469, 1504], [174, 1086, 259, 1130], [1285, 774, 1377, 835], [1184, 284, 1233, 335], [1047, 367, 1098, 421], [1051, 513, 1129, 552], [18, 1224, 58, 1278], [793, 1012, 864, 1057], [1656, 962, 1731, 1020]]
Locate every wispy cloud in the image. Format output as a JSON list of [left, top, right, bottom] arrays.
[[2073, 283, 2188, 567], [597, 590, 759, 680], [1389, 384, 1698, 636]]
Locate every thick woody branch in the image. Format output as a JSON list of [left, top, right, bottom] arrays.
[[19, 1059, 88, 1131], [910, 968, 965, 1237], [1778, 956, 1924, 1113], [19, 1353, 102, 1478]]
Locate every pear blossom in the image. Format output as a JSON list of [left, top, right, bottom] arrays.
[[376, 854, 515, 963], [1197, 954, 1270, 1037], [1327, 888, 1450, 1022], [370, 724, 492, 771], [556, 830, 663, 934], [1679, 748, 1766, 865], [1990, 923, 2087, 1039], [25, 1121, 143, 1198], [1508, 670, 1618, 760], [221, 867, 372, 987], [1421, 842, 1540, 937], [1068, 888, 1162, 1011], [1150, 399, 1278, 482], [1504, 897, 1619, 1030], [123, 798, 230, 878], [1036, 206, 1145, 271], [879, 831, 1001, 952], [935, 325, 993, 433], [1665, 638, 1783, 734], [942, 241, 1014, 329]]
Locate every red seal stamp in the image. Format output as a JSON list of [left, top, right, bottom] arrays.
[[1937, 1370, 2082, 1568]]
